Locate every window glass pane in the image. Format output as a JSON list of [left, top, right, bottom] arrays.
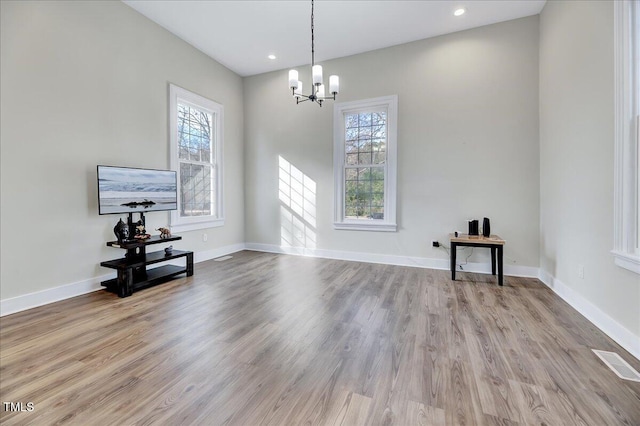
[[372, 112, 386, 126], [345, 114, 359, 128], [180, 163, 214, 217], [177, 103, 213, 162], [371, 124, 386, 139], [344, 166, 384, 220], [360, 140, 372, 152], [346, 153, 358, 165], [370, 167, 384, 181], [372, 139, 386, 164], [359, 113, 372, 127], [358, 152, 372, 164], [344, 111, 386, 168], [345, 168, 358, 181]]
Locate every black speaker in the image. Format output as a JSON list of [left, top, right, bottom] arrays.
[[482, 217, 491, 237], [468, 220, 479, 236]]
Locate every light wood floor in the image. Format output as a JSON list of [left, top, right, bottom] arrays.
[[1, 251, 639, 425]]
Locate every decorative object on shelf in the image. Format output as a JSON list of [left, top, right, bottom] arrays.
[[165, 245, 173, 255], [482, 217, 491, 237], [287, 0, 339, 106], [113, 218, 129, 244], [127, 213, 147, 240], [157, 227, 171, 238], [134, 233, 151, 240], [468, 219, 479, 237]]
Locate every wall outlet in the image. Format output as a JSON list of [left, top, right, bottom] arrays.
[[202, 233, 208, 242], [432, 240, 440, 247], [577, 264, 584, 279]]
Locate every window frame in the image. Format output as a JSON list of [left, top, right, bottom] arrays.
[[333, 95, 398, 232], [169, 84, 224, 233], [613, 0, 640, 274]]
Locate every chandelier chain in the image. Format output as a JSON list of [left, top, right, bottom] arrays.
[[311, 0, 315, 66]]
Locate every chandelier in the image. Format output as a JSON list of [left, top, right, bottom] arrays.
[[288, 0, 339, 106]]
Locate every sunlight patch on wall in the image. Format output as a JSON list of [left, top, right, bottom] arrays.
[[279, 156, 316, 248]]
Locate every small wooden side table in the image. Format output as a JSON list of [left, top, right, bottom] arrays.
[[450, 234, 506, 286]]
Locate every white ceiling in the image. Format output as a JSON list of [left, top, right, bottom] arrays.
[[123, 0, 546, 77]]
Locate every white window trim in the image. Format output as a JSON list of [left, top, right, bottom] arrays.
[[333, 95, 398, 232], [613, 0, 640, 274], [169, 84, 224, 233]]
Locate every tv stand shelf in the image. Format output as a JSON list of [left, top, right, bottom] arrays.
[[106, 235, 182, 249], [101, 234, 193, 297]]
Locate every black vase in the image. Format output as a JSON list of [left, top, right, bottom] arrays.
[[482, 217, 491, 237]]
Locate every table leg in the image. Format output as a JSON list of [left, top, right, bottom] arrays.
[[451, 242, 457, 280], [186, 252, 194, 277], [117, 268, 133, 297], [497, 245, 504, 286], [491, 247, 496, 275]]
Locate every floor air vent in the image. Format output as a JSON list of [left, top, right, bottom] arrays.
[[214, 255, 233, 262], [592, 349, 640, 382]]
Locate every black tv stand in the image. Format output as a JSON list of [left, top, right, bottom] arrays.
[[100, 233, 193, 297]]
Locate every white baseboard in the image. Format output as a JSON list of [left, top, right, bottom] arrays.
[[0, 243, 247, 317], [193, 243, 246, 263], [538, 269, 640, 361], [244, 243, 539, 278], [0, 274, 111, 317]]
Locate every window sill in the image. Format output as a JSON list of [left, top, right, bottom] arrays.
[[170, 218, 224, 234], [333, 221, 397, 232], [611, 250, 640, 274]]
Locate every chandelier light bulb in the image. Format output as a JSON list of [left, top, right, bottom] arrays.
[[288, 70, 299, 89], [312, 65, 323, 85], [316, 84, 325, 98], [329, 75, 339, 94], [294, 81, 303, 97]]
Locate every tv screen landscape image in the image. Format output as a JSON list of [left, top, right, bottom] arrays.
[[97, 165, 177, 215]]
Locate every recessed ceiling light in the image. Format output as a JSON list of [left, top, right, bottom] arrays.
[[268, 54, 276, 60], [454, 8, 466, 16]]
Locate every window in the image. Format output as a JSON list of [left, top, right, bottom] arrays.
[[333, 95, 397, 231], [613, 0, 640, 274], [169, 84, 224, 232]]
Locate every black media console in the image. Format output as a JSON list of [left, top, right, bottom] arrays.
[[100, 235, 193, 297]]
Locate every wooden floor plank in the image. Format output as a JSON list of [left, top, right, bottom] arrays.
[[1, 250, 639, 425]]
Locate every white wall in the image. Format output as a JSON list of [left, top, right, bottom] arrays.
[[0, 1, 245, 301], [539, 1, 640, 349], [244, 17, 540, 269]]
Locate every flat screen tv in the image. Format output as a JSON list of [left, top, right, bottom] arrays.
[[97, 165, 177, 215]]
